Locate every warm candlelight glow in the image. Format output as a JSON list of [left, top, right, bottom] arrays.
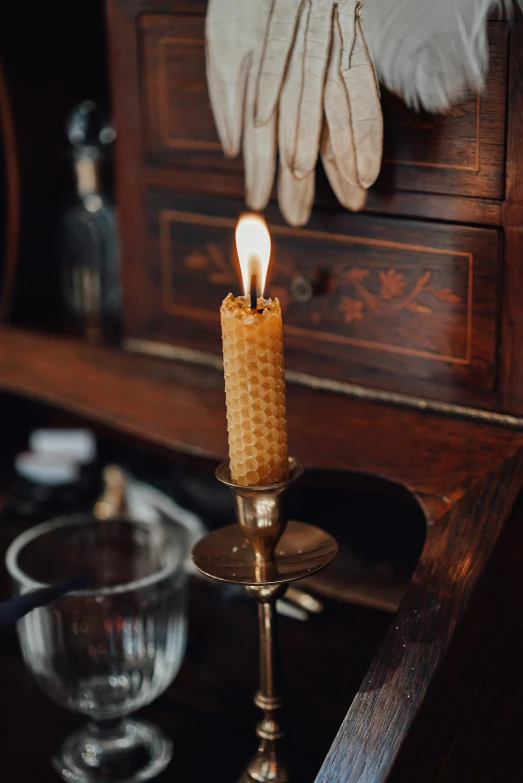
[[235, 214, 271, 298]]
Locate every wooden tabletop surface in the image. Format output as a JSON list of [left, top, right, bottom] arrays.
[[1, 328, 523, 782]]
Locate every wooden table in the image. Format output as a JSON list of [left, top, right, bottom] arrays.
[[1, 327, 523, 782]]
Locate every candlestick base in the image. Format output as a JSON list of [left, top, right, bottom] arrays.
[[237, 738, 290, 783], [191, 458, 337, 783], [191, 521, 337, 586]]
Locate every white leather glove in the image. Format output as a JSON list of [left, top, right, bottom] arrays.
[[256, 0, 382, 189], [205, 0, 276, 210], [322, 125, 368, 212], [206, 0, 381, 224], [206, 0, 314, 224], [324, 2, 382, 189], [257, 0, 340, 180], [274, 0, 376, 223], [278, 128, 367, 227], [276, 3, 315, 226]]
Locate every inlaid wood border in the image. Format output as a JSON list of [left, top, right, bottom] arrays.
[[158, 210, 474, 366], [384, 93, 481, 172], [154, 31, 481, 173]]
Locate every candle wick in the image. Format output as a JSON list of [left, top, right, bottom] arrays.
[[250, 274, 257, 312]]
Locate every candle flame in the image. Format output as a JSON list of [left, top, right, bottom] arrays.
[[235, 214, 271, 298]]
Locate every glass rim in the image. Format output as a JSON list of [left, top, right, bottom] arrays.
[[5, 513, 184, 597]]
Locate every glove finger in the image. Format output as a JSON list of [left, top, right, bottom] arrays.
[[244, 79, 277, 211], [244, 0, 279, 209], [340, 5, 383, 188], [206, 0, 272, 157], [292, 0, 335, 179], [278, 160, 315, 227], [254, 0, 303, 127], [206, 41, 249, 157], [323, 6, 359, 186], [321, 125, 367, 211], [279, 0, 310, 172]]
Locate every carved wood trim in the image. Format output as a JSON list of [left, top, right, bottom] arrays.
[[125, 337, 523, 431], [315, 451, 523, 783]]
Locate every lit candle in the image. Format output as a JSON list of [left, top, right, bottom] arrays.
[[221, 215, 288, 487]]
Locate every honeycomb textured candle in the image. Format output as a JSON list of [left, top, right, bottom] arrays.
[[221, 293, 288, 486]]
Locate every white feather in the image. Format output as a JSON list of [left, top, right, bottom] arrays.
[[362, 0, 522, 113]]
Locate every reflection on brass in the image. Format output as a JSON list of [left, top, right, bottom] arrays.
[[191, 521, 337, 586], [285, 586, 323, 614], [92, 465, 126, 520], [192, 457, 338, 783], [216, 459, 303, 565]]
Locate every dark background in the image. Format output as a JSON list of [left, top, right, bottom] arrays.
[[0, 0, 109, 329]]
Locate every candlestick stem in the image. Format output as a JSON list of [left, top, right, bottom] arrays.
[[241, 583, 288, 783], [192, 458, 338, 783]]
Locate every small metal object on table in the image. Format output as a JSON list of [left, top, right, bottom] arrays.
[[192, 457, 338, 783]]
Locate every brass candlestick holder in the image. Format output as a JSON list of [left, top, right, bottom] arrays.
[[192, 457, 338, 783]]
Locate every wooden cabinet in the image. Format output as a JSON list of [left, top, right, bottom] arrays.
[[379, 22, 508, 200], [138, 12, 508, 201], [126, 191, 501, 401], [140, 14, 234, 170], [106, 0, 523, 413], [0, 3, 517, 782], [108, 0, 519, 412]]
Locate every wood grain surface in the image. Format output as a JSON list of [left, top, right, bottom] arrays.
[[378, 22, 508, 199], [1, 327, 523, 782], [138, 10, 507, 200], [107, 0, 523, 416], [9, 4, 522, 780], [501, 15, 523, 407], [315, 450, 523, 783], [0, 327, 522, 523], [136, 191, 501, 402]]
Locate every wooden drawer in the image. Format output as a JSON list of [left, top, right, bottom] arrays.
[[123, 192, 501, 402], [139, 13, 507, 200], [378, 22, 508, 200], [140, 13, 240, 174]]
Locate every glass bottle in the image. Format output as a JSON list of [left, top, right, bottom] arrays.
[[61, 100, 120, 344]]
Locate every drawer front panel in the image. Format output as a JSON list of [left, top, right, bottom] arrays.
[[378, 22, 508, 199], [140, 13, 241, 173], [124, 192, 500, 401], [139, 13, 507, 199]]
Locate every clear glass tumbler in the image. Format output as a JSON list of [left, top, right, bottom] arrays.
[[6, 514, 188, 783]]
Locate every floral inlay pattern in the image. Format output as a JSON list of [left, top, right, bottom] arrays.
[[340, 297, 365, 323], [379, 269, 405, 300], [181, 244, 462, 327], [184, 243, 235, 286], [341, 267, 461, 323]]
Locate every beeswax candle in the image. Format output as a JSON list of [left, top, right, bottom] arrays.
[[221, 216, 288, 486]]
